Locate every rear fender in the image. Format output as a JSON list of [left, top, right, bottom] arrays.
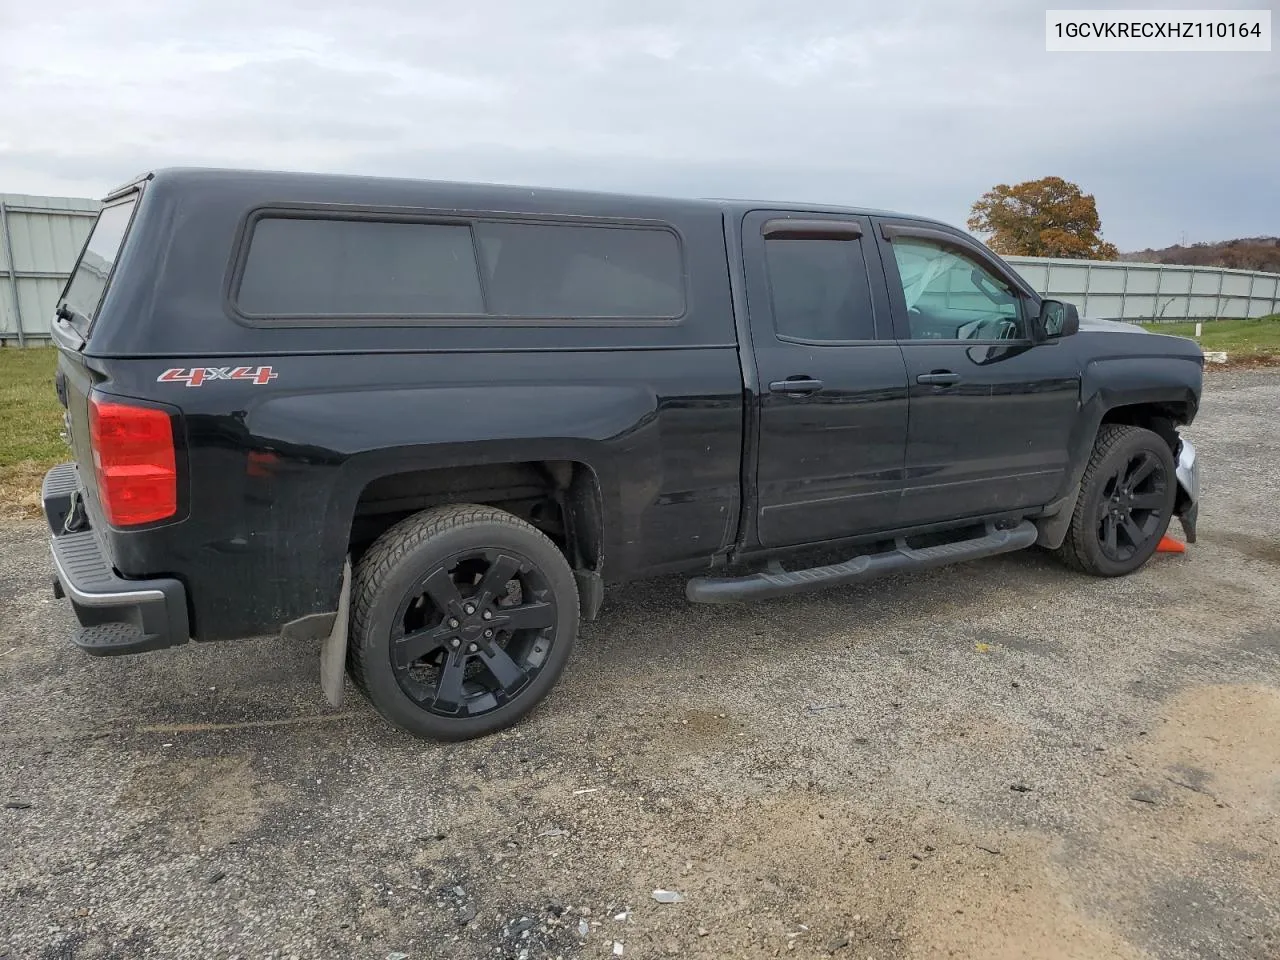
[[245, 382, 657, 615]]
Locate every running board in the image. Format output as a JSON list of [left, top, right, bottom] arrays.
[[686, 520, 1038, 604]]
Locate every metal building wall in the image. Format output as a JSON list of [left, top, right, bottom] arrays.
[[1004, 256, 1280, 322], [0, 194, 100, 346]]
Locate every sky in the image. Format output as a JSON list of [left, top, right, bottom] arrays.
[[0, 0, 1274, 250]]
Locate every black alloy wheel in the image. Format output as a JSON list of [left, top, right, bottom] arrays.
[[390, 548, 556, 718], [1056, 424, 1178, 577], [1095, 449, 1170, 563], [348, 504, 579, 741]]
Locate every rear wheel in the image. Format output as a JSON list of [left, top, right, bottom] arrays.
[[1056, 424, 1177, 577], [348, 504, 579, 740]]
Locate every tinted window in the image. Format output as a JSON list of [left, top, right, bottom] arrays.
[[764, 238, 876, 341], [63, 197, 136, 329], [475, 222, 684, 318], [890, 238, 1024, 341], [237, 218, 484, 317]]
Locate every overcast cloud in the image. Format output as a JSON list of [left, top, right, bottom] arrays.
[[0, 0, 1274, 248]]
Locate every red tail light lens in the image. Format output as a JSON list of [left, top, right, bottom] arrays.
[[88, 396, 178, 526]]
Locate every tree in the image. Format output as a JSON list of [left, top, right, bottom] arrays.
[[967, 177, 1119, 260]]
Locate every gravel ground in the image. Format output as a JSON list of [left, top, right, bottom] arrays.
[[2, 370, 1278, 960]]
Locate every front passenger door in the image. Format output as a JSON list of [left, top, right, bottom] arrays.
[[876, 222, 1082, 525]]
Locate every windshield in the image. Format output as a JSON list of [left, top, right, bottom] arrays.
[[61, 196, 137, 329]]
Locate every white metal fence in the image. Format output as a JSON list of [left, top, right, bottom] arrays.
[[2, 193, 1278, 343], [1004, 256, 1280, 322], [0, 193, 99, 346]]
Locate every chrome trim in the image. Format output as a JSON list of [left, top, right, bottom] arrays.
[[49, 544, 166, 608], [1175, 438, 1199, 505]]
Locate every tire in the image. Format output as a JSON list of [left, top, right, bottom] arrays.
[[1055, 424, 1178, 577], [348, 504, 579, 741]]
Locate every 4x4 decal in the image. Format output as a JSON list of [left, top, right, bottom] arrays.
[[158, 366, 278, 387]]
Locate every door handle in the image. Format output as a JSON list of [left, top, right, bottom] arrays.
[[769, 377, 824, 395], [916, 371, 961, 386]]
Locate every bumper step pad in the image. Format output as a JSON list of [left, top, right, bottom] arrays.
[[41, 461, 79, 535], [74, 621, 175, 656], [51, 529, 190, 656], [44, 468, 191, 657]]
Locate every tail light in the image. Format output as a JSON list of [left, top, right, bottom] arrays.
[[88, 395, 178, 526]]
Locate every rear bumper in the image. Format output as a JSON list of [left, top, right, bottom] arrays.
[[1174, 438, 1200, 543], [44, 463, 189, 656]]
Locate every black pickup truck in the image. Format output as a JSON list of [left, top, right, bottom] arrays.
[[44, 168, 1203, 740]]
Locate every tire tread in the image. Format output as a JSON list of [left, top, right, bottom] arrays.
[[1055, 424, 1171, 575], [347, 504, 577, 718]]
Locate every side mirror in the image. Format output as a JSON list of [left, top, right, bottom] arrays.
[[1039, 299, 1079, 339]]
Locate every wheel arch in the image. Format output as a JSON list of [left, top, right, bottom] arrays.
[[342, 455, 606, 570], [300, 445, 612, 625], [1098, 400, 1192, 455]]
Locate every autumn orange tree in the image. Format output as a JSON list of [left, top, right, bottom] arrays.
[[967, 177, 1119, 260]]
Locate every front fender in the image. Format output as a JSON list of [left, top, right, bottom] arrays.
[[1037, 353, 1202, 549], [1071, 354, 1201, 484]]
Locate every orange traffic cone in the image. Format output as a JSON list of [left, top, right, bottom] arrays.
[[1156, 535, 1186, 554]]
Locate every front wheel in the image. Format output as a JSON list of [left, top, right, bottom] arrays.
[[348, 504, 579, 741], [1055, 424, 1178, 577]]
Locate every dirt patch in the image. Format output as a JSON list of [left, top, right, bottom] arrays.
[[691, 798, 1149, 960], [666, 794, 919, 957], [904, 834, 1149, 960], [115, 755, 284, 851], [931, 710, 1022, 746], [1131, 684, 1280, 836], [395, 778, 1154, 959], [1206, 530, 1280, 566], [858, 684, 1280, 960], [1061, 684, 1280, 958], [677, 708, 736, 739], [1208, 353, 1280, 371], [0, 460, 47, 521]]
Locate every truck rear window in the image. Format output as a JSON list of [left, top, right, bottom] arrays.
[[235, 215, 684, 321], [62, 197, 137, 329]]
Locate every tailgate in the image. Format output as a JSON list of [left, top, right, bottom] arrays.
[[54, 347, 97, 489]]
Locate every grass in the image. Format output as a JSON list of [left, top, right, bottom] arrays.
[[0, 346, 65, 519], [1141, 315, 1280, 362]]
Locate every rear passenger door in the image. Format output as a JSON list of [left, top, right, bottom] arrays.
[[742, 211, 910, 548]]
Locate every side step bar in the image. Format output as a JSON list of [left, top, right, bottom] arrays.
[[686, 520, 1038, 604]]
